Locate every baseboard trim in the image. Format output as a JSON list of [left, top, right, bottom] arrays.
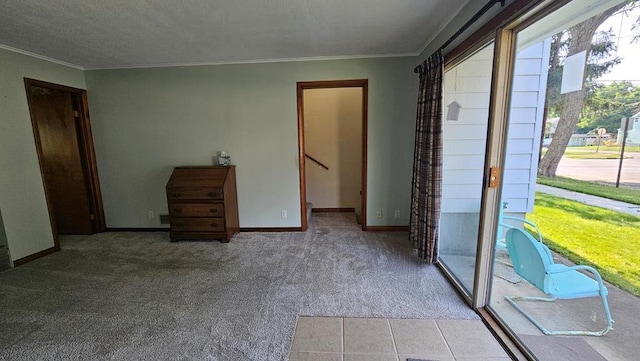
[[105, 227, 305, 233], [240, 227, 303, 232], [364, 225, 409, 232], [312, 208, 355, 213], [106, 227, 168, 232], [13, 246, 58, 267]]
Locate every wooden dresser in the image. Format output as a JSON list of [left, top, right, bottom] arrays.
[[166, 166, 239, 242]]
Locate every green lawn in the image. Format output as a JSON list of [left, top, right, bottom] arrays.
[[528, 192, 640, 296], [537, 176, 640, 206], [563, 152, 628, 159], [571, 145, 640, 152]]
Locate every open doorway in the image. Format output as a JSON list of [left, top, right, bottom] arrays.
[[297, 80, 368, 231], [24, 78, 105, 252]]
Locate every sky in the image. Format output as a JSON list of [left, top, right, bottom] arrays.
[[596, 5, 640, 85]]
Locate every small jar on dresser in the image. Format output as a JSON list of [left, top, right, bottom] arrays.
[[165, 166, 239, 242]]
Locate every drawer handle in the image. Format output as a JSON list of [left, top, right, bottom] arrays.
[[207, 192, 217, 197], [172, 193, 181, 198], [210, 208, 217, 213]]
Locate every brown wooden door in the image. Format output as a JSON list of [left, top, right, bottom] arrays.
[[29, 87, 94, 234]]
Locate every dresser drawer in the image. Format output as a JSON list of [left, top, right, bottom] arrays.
[[169, 204, 225, 217], [170, 218, 225, 232], [167, 188, 223, 201], [166, 166, 238, 243]]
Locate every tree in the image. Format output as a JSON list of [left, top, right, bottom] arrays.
[[576, 81, 640, 133], [543, 29, 620, 120], [538, 3, 629, 177], [632, 10, 640, 43]]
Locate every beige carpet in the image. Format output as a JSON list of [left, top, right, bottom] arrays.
[[0, 213, 476, 360]]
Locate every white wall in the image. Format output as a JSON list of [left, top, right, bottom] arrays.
[[304, 88, 362, 215], [0, 48, 86, 261], [85, 57, 416, 228]]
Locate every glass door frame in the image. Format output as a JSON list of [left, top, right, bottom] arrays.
[[436, 0, 576, 358], [480, 2, 584, 358], [439, 39, 500, 305], [457, 0, 571, 305], [477, 0, 571, 304], [471, 26, 517, 309]]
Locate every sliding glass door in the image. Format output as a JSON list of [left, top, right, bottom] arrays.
[[434, 0, 635, 358], [475, 0, 632, 358], [439, 41, 495, 298]]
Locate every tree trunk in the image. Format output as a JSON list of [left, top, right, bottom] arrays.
[[539, 90, 585, 176], [538, 7, 621, 177], [539, 33, 563, 164]]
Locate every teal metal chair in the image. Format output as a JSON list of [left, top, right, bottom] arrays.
[[494, 202, 544, 272], [496, 202, 543, 250], [503, 228, 613, 336]]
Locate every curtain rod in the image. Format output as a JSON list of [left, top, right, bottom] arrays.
[[414, 0, 505, 73]]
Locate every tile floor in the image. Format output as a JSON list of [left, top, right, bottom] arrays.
[[289, 317, 511, 361]]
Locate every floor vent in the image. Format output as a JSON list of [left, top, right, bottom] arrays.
[[0, 246, 11, 272], [159, 214, 170, 225]]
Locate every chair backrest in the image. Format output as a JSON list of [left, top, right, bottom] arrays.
[[505, 228, 552, 292], [497, 202, 508, 241]]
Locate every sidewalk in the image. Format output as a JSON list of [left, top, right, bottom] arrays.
[[536, 184, 640, 217]]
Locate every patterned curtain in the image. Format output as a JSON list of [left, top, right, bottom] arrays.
[[410, 50, 444, 264]]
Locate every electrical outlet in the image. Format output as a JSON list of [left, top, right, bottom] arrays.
[[394, 210, 401, 219], [148, 211, 155, 219], [376, 209, 383, 218], [281, 210, 288, 219]]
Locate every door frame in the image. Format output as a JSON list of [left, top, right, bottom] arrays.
[[296, 79, 368, 231], [24, 78, 106, 249]]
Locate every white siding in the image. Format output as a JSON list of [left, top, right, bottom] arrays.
[[442, 38, 550, 214], [443, 155, 486, 170], [509, 108, 538, 124], [442, 44, 493, 213], [506, 38, 550, 212], [505, 154, 532, 168]]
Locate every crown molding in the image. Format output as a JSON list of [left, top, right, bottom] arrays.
[[83, 53, 419, 71], [0, 44, 84, 70]]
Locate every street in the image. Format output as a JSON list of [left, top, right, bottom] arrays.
[[555, 152, 640, 188]]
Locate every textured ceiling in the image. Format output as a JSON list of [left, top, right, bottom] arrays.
[[0, 0, 469, 69]]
